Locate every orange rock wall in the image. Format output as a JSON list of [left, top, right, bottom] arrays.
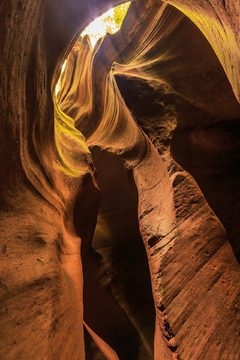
[[0, 1, 240, 359]]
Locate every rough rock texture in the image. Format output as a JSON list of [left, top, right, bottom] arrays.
[[0, 0, 240, 359]]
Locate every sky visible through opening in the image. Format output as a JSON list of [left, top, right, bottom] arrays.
[[55, 2, 130, 95], [81, 2, 131, 47]]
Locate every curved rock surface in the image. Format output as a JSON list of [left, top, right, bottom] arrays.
[[0, 0, 240, 359]]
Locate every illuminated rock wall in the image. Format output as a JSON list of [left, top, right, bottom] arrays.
[[0, 1, 240, 359]]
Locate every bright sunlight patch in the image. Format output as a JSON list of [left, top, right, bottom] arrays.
[[81, 2, 131, 47]]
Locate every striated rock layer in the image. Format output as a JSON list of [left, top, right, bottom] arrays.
[[0, 0, 240, 359]]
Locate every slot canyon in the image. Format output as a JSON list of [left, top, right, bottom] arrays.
[[1, 0, 240, 359]]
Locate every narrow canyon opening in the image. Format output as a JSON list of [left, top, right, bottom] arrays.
[[54, 2, 240, 358]]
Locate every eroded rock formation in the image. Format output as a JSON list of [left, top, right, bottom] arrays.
[[0, 1, 240, 359]]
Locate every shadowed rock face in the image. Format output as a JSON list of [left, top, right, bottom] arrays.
[[0, 1, 240, 359]]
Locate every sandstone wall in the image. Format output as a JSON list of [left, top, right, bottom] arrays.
[[0, 1, 240, 359]]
